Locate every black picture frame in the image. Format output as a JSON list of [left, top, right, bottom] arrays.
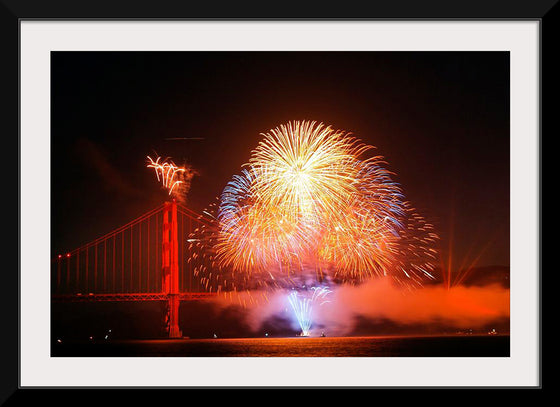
[[3, 0, 551, 401]]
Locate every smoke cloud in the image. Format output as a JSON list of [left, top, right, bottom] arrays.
[[206, 277, 510, 336]]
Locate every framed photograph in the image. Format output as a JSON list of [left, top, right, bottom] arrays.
[[5, 0, 549, 398]]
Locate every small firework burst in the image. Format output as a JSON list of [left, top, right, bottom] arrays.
[[146, 155, 196, 198], [287, 286, 332, 336]]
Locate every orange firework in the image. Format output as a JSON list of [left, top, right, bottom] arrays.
[[147, 155, 188, 196], [249, 121, 371, 223], [214, 120, 438, 286]]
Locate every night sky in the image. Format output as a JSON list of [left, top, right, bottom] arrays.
[[51, 51, 510, 269]]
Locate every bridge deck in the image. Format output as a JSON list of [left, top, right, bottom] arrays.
[[52, 292, 217, 302]]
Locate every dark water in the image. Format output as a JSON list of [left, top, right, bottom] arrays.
[[52, 335, 509, 357]]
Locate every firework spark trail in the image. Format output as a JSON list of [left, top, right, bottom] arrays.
[[146, 155, 196, 198], [288, 291, 312, 336], [287, 287, 332, 336]]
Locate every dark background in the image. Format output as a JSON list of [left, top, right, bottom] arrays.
[[52, 51, 510, 268]]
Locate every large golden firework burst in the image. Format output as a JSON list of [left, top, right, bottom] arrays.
[[214, 120, 438, 287]]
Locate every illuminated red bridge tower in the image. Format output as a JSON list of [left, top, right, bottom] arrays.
[[52, 201, 215, 338], [162, 200, 181, 338]]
